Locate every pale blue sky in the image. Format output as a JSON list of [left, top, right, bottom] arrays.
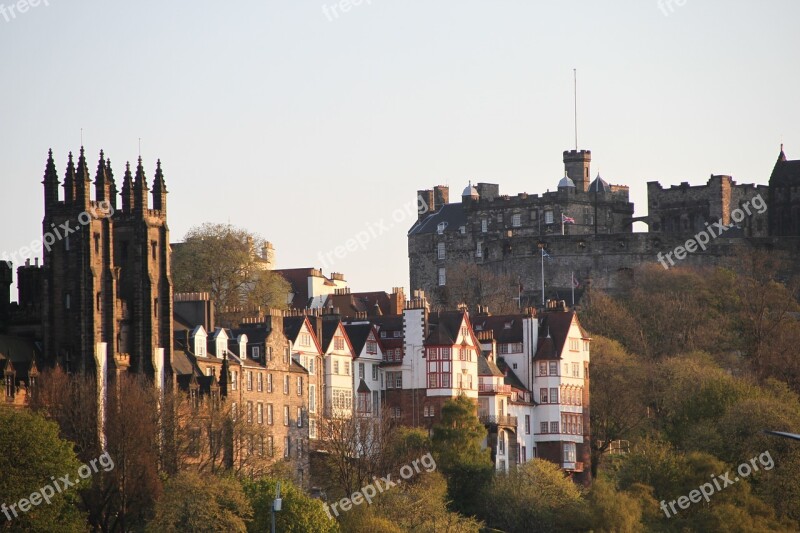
[[1, 0, 798, 297]]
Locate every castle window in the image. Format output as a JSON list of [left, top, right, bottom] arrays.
[[252, 346, 260, 360], [531, 209, 538, 221], [64, 235, 70, 251], [476, 241, 483, 258], [438, 268, 446, 286], [94, 233, 100, 253], [512, 214, 521, 227], [437, 222, 447, 234], [151, 241, 157, 260], [545, 210, 554, 224], [96, 292, 101, 312], [437, 242, 446, 260], [459, 225, 466, 234], [65, 293, 71, 310], [154, 298, 158, 318], [481, 219, 488, 233]]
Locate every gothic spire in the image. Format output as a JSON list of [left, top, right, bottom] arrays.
[[121, 161, 134, 213], [94, 150, 112, 203], [43, 149, 60, 208], [75, 146, 91, 206], [152, 159, 167, 214], [133, 156, 149, 214], [63, 151, 76, 205]]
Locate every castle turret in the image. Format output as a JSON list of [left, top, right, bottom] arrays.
[[121, 162, 134, 214], [42, 149, 59, 209], [133, 157, 149, 215], [63, 151, 76, 205], [75, 147, 92, 210], [94, 150, 113, 204], [563, 149, 591, 192], [152, 159, 167, 216]]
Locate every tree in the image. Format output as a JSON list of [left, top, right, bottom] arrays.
[[242, 476, 338, 533], [432, 261, 520, 314], [588, 336, 650, 477], [588, 478, 645, 533], [481, 459, 590, 533], [430, 395, 493, 516], [147, 471, 252, 532], [172, 223, 290, 311], [0, 407, 87, 532]]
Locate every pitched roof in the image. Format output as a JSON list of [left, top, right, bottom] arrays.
[[497, 357, 529, 392], [477, 354, 505, 377], [273, 268, 314, 309], [534, 311, 587, 360], [408, 203, 467, 236], [324, 291, 395, 316], [472, 315, 524, 343], [426, 311, 465, 345], [343, 323, 373, 355], [770, 153, 800, 185]]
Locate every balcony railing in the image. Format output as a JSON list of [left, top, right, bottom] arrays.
[[478, 383, 512, 394], [479, 415, 518, 427], [563, 461, 584, 472]]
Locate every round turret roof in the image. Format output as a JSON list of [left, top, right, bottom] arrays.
[[558, 175, 576, 189], [462, 182, 479, 198]]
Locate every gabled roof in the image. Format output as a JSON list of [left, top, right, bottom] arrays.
[[320, 321, 354, 355], [325, 291, 395, 316], [273, 268, 314, 309], [283, 315, 323, 354], [343, 323, 373, 356], [426, 311, 469, 346], [408, 203, 467, 236], [770, 148, 800, 185], [356, 379, 371, 393], [534, 311, 586, 360]]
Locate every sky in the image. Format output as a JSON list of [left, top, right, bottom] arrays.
[[1, 0, 798, 299]]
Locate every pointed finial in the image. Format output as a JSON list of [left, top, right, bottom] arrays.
[[48, 148, 53, 158], [126, 161, 131, 172], [68, 151, 74, 163]]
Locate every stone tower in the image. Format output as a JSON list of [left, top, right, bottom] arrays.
[[41, 148, 172, 380], [563, 150, 591, 192]]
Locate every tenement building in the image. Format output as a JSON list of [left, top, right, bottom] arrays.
[[409, 146, 799, 303]]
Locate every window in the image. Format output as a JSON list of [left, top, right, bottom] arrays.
[[283, 347, 290, 364], [550, 387, 558, 404], [283, 405, 290, 426], [545, 210, 554, 224], [525, 415, 531, 434], [540, 388, 548, 403], [344, 361, 351, 376], [437, 242, 446, 260], [437, 222, 447, 234], [257, 373, 263, 392], [297, 407, 303, 427], [334, 337, 345, 351], [424, 405, 435, 417], [371, 364, 378, 381], [247, 402, 253, 424], [548, 361, 558, 376], [538, 361, 547, 376], [441, 374, 450, 388], [333, 360, 339, 374], [267, 404, 274, 425], [252, 346, 260, 360], [230, 371, 238, 391], [267, 374, 273, 393], [359, 363, 365, 379], [583, 340, 590, 351], [257, 403, 264, 424], [268, 436, 275, 456], [308, 357, 315, 374], [563, 442, 576, 463], [540, 422, 548, 434], [309, 385, 316, 413], [550, 421, 559, 434], [301, 333, 312, 346], [247, 371, 253, 391], [373, 390, 379, 415], [481, 219, 488, 232], [438, 268, 446, 286], [442, 347, 451, 359], [284, 437, 291, 458], [572, 363, 580, 377], [497, 213, 503, 223], [283, 375, 289, 395], [366, 341, 377, 354], [395, 372, 403, 389], [512, 213, 521, 227], [296, 376, 303, 395], [498, 432, 505, 453], [392, 407, 401, 419], [310, 420, 317, 439], [267, 346, 273, 362], [476, 241, 483, 258], [569, 339, 579, 351]]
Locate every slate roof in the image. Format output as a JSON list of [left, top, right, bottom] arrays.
[[477, 354, 505, 377], [770, 150, 800, 185], [343, 323, 373, 356], [472, 315, 524, 343], [496, 357, 529, 392], [324, 291, 394, 316], [426, 311, 466, 345], [534, 311, 588, 360], [408, 203, 467, 236]]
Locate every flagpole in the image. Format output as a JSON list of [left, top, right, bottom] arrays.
[[561, 213, 565, 236], [571, 272, 575, 307], [541, 246, 545, 306]]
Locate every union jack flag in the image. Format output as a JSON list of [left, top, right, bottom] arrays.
[[562, 213, 576, 224]]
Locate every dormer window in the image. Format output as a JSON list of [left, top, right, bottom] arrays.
[[437, 222, 447, 235]]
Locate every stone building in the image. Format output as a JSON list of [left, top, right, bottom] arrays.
[[37, 148, 172, 380], [409, 146, 795, 302]]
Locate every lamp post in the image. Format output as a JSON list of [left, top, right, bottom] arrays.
[[271, 481, 282, 533]]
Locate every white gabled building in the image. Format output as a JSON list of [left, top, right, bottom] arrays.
[[319, 319, 355, 419], [343, 323, 384, 418]]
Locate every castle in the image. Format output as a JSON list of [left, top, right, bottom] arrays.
[[409, 147, 797, 304]]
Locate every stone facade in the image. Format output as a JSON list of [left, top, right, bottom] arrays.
[[37, 148, 172, 379]]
